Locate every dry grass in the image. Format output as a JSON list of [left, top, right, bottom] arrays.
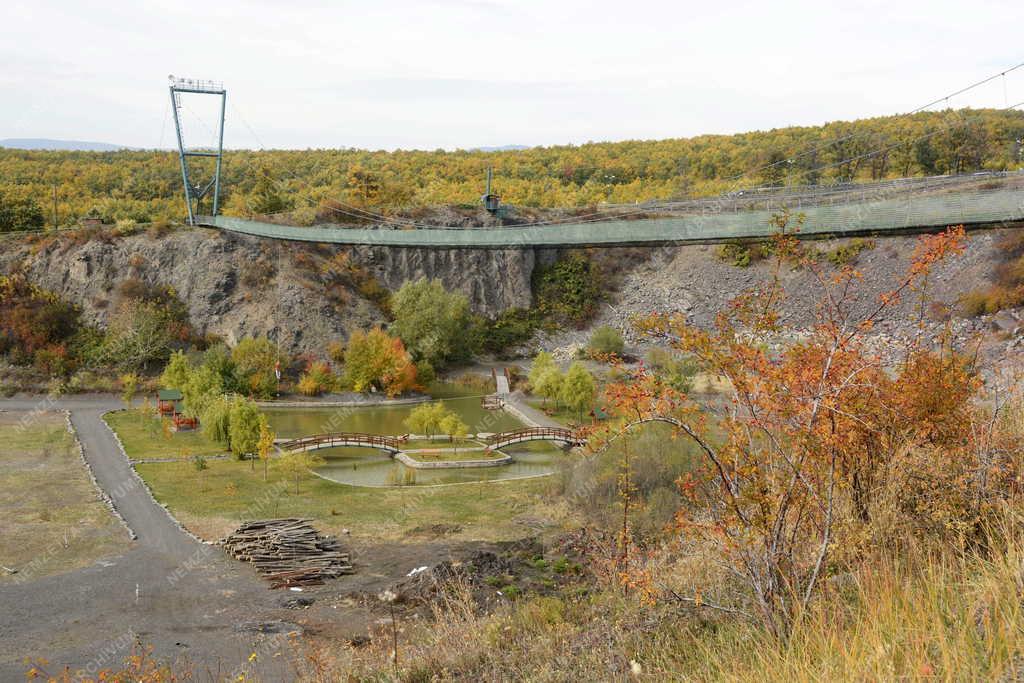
[[312, 507, 1024, 682], [0, 412, 126, 582]]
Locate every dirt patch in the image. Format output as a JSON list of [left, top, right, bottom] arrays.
[[405, 523, 463, 538]]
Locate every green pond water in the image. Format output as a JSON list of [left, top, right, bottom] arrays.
[[262, 397, 562, 487]]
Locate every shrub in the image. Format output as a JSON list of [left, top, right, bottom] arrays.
[[587, 325, 624, 356], [477, 308, 541, 355], [327, 340, 346, 364], [296, 361, 337, 396], [645, 347, 699, 393], [533, 252, 603, 327], [961, 232, 1024, 316], [824, 238, 875, 267], [0, 274, 83, 363], [716, 241, 753, 267]]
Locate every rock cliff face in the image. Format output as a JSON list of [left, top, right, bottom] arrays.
[[0, 228, 537, 356], [349, 245, 534, 313]]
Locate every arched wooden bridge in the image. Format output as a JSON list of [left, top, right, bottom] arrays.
[[485, 427, 586, 450], [279, 432, 405, 454], [278, 427, 586, 455]]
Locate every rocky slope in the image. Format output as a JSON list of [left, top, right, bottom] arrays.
[[0, 228, 532, 356], [534, 229, 1012, 362], [0, 225, 1012, 362]]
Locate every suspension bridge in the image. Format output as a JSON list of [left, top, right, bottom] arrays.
[[169, 63, 1024, 249], [196, 173, 1024, 248]]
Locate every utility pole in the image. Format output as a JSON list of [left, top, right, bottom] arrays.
[[51, 183, 58, 231]]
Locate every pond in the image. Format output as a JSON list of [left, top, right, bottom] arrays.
[[262, 395, 563, 487], [312, 442, 560, 487], [263, 395, 524, 439]]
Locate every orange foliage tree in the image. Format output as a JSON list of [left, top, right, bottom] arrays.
[[343, 327, 420, 397], [593, 224, 1009, 635]]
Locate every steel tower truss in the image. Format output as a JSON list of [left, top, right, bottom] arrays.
[[168, 76, 226, 225]]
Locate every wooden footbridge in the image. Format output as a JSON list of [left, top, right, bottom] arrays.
[[279, 432, 405, 454], [487, 427, 586, 449], [278, 427, 585, 454]]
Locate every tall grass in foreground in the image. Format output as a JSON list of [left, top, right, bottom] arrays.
[[685, 526, 1024, 682], [317, 508, 1024, 682]]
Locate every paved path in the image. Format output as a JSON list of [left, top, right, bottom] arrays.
[[501, 391, 565, 429], [0, 396, 293, 680]]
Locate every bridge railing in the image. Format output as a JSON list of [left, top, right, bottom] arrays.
[[280, 432, 402, 452], [486, 427, 581, 446]]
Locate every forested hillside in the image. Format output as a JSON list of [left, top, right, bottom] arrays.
[[1, 108, 1022, 230]]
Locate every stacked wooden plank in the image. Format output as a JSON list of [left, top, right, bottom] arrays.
[[220, 518, 353, 588]]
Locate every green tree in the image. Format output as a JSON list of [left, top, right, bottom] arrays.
[[181, 364, 223, 418], [228, 399, 263, 461], [646, 347, 699, 393], [404, 401, 449, 438], [0, 191, 45, 232], [390, 278, 473, 367], [247, 167, 292, 215], [231, 337, 285, 398], [439, 413, 469, 454], [201, 344, 241, 394], [257, 421, 276, 481], [201, 395, 234, 450], [160, 350, 191, 390], [277, 450, 325, 494], [528, 351, 556, 392], [559, 361, 596, 422], [191, 454, 208, 489], [534, 366, 564, 408]]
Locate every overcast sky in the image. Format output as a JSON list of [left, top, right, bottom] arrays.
[[1, 0, 1021, 150]]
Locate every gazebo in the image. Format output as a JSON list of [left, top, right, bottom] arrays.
[[157, 389, 183, 417]]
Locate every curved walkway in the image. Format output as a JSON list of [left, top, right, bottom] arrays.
[[0, 395, 292, 680]]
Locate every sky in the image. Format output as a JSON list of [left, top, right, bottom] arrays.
[[1, 0, 1022, 151]]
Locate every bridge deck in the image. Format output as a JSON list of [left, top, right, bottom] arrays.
[[198, 182, 1024, 248]]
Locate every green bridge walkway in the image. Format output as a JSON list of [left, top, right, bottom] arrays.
[[199, 182, 1024, 249]]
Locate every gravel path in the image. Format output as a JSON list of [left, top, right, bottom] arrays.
[[0, 395, 294, 680]]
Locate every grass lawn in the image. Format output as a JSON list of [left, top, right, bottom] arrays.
[[402, 448, 503, 462], [0, 412, 126, 582], [402, 438, 479, 450], [525, 399, 598, 428], [104, 408, 224, 460], [135, 457, 562, 543]]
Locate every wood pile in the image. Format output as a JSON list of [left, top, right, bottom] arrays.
[[221, 518, 353, 588]]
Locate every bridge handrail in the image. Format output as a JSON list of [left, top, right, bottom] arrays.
[[280, 432, 402, 451], [486, 427, 580, 445]]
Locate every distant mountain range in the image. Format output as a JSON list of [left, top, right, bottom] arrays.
[[0, 138, 131, 151]]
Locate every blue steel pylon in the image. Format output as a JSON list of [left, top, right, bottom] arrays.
[[168, 76, 226, 225]]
